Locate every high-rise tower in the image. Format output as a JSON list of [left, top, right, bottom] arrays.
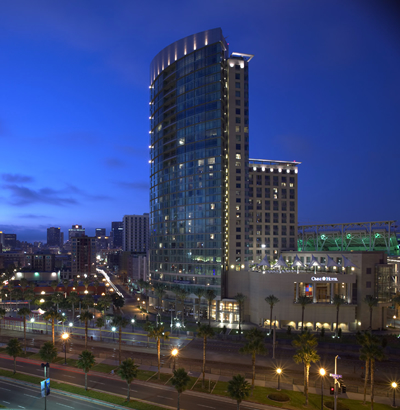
[[149, 28, 253, 299]]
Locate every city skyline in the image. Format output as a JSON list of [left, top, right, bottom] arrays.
[[1, 1, 400, 242]]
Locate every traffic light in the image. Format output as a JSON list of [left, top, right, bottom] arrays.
[[330, 386, 335, 395]]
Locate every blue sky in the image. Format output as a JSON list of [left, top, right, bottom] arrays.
[[1, 0, 399, 242]]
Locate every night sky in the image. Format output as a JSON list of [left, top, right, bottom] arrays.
[[1, 0, 399, 242]]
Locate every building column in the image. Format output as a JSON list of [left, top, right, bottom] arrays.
[[295, 283, 299, 302], [347, 283, 352, 304], [330, 283, 334, 302], [313, 284, 317, 303]]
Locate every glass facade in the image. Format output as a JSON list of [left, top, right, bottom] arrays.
[[149, 32, 228, 295]]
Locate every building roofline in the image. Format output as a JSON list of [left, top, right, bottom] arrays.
[[249, 158, 301, 165]]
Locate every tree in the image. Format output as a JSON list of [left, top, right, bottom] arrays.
[[112, 294, 125, 309], [197, 324, 214, 388], [265, 295, 280, 335], [97, 294, 112, 316], [0, 307, 6, 335], [332, 294, 345, 337], [17, 307, 31, 354], [81, 311, 94, 349], [292, 331, 320, 406], [205, 289, 216, 326], [234, 293, 247, 336], [68, 292, 80, 321], [297, 295, 312, 332], [147, 324, 170, 379], [117, 358, 139, 401], [52, 292, 64, 314], [83, 278, 91, 292], [50, 280, 59, 293], [77, 350, 96, 391], [111, 315, 129, 365], [82, 294, 94, 312], [44, 310, 61, 344], [239, 328, 267, 393], [39, 342, 58, 378], [6, 338, 23, 374], [24, 289, 35, 310], [62, 279, 70, 295], [364, 295, 378, 330], [140, 281, 152, 312], [194, 288, 205, 321], [93, 279, 100, 295], [154, 283, 166, 321], [227, 374, 251, 410], [95, 317, 105, 342], [171, 368, 191, 410], [175, 288, 189, 321]]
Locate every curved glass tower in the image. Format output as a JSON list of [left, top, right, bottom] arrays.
[[149, 28, 252, 304]]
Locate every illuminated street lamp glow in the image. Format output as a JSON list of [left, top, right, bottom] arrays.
[[319, 368, 326, 376], [69, 322, 73, 327]]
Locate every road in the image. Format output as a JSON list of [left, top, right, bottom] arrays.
[[0, 356, 270, 410], [0, 378, 118, 410]]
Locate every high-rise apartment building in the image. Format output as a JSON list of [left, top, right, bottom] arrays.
[[47, 227, 62, 247], [95, 228, 106, 237], [123, 214, 149, 253], [68, 225, 85, 240], [149, 29, 299, 310], [71, 236, 96, 276], [111, 222, 123, 248]]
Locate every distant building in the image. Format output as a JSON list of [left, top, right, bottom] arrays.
[[68, 225, 85, 240], [95, 228, 106, 237], [95, 235, 110, 252], [111, 222, 123, 249], [2, 234, 17, 249], [71, 236, 96, 276], [24, 253, 55, 272], [47, 227, 62, 247], [123, 214, 149, 253]]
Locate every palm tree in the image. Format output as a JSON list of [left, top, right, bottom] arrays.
[[83, 278, 91, 292], [194, 288, 205, 321], [205, 289, 216, 326], [98, 294, 112, 316], [111, 315, 129, 365], [93, 279, 100, 295], [0, 307, 6, 334], [297, 295, 312, 332], [175, 288, 189, 321], [95, 317, 105, 342], [17, 307, 31, 354], [265, 295, 280, 335], [141, 281, 151, 312], [82, 294, 94, 312], [197, 324, 214, 388], [52, 292, 64, 314], [39, 342, 58, 378], [68, 292, 80, 321], [72, 279, 79, 293], [147, 324, 170, 379], [11, 287, 23, 310], [44, 310, 61, 344], [239, 328, 267, 393], [234, 293, 247, 336], [292, 331, 320, 405], [24, 289, 35, 310], [62, 279, 70, 295], [77, 350, 96, 391], [154, 283, 166, 321], [81, 311, 93, 349], [5, 338, 23, 374], [117, 358, 139, 401], [227, 374, 251, 410], [332, 294, 345, 337], [171, 368, 191, 410], [50, 280, 59, 293], [364, 295, 378, 330]]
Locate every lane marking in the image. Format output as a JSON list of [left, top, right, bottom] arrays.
[[56, 403, 74, 409], [198, 406, 215, 409], [157, 395, 173, 400], [24, 394, 38, 399], [2, 402, 10, 404], [16, 365, 24, 368], [18, 406, 25, 409], [94, 382, 105, 385], [0, 387, 11, 391], [65, 375, 76, 378]]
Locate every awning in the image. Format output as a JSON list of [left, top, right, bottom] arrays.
[[308, 255, 321, 268], [272, 255, 288, 269], [342, 255, 359, 268], [292, 254, 305, 267], [326, 255, 340, 268], [258, 255, 271, 268]]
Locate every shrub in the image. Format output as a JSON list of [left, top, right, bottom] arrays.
[[268, 393, 290, 402], [382, 337, 388, 348]]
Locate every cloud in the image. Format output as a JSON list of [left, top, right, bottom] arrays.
[[116, 145, 149, 158], [19, 214, 48, 219], [2, 173, 34, 183], [116, 181, 149, 191], [65, 184, 110, 201], [3, 184, 78, 207]]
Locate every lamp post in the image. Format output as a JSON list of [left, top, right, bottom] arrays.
[[62, 333, 69, 365], [30, 317, 35, 332], [176, 322, 181, 336], [112, 326, 116, 342], [393, 316, 397, 329], [334, 355, 341, 410], [131, 318, 135, 332], [171, 348, 178, 371], [392, 382, 398, 408], [41, 362, 50, 410], [276, 368, 282, 391], [319, 368, 326, 410]]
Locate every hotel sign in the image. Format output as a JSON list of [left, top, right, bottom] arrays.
[[311, 276, 338, 282]]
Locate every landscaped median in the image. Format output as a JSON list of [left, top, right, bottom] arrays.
[[0, 368, 170, 410]]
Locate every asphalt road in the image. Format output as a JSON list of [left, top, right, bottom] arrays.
[[0, 356, 262, 410], [0, 378, 114, 410]]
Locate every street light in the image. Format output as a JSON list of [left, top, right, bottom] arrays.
[[276, 368, 282, 391], [112, 326, 116, 342], [176, 322, 181, 336], [319, 368, 326, 410], [393, 316, 397, 329], [171, 348, 179, 371], [69, 322, 73, 327], [61, 333, 69, 365], [392, 382, 398, 408], [131, 318, 135, 332], [30, 317, 35, 332]]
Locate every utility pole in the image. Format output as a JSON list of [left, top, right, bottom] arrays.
[[272, 316, 276, 359]]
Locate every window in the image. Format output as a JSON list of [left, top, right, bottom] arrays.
[[236, 135, 241, 141], [235, 126, 241, 132], [366, 268, 371, 274], [236, 205, 241, 210], [235, 82, 241, 88], [235, 161, 241, 167], [273, 213, 279, 223], [273, 176, 279, 186], [366, 281, 371, 289], [235, 91, 241, 97], [236, 198, 241, 202], [236, 153, 241, 159], [265, 213, 270, 223], [236, 117, 241, 124], [236, 169, 241, 173], [273, 201, 279, 210], [236, 227, 241, 232], [265, 175, 270, 185], [236, 176, 241, 181], [236, 144, 241, 150], [236, 108, 241, 115], [235, 73, 240, 79], [236, 235, 241, 239], [236, 183, 241, 188]]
